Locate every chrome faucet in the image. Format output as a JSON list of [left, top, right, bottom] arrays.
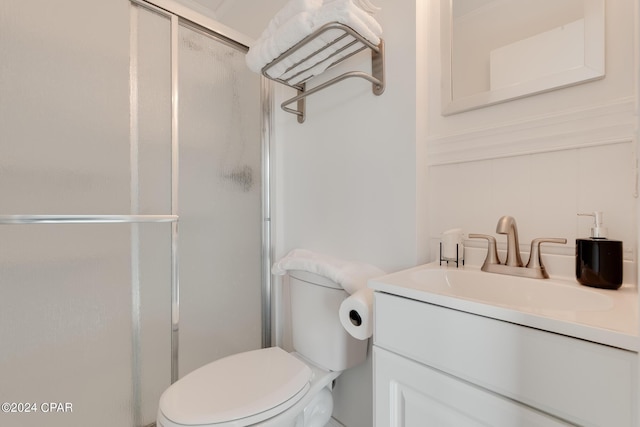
[[470, 216, 566, 279]]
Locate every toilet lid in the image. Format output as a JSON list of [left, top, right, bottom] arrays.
[[160, 347, 312, 425]]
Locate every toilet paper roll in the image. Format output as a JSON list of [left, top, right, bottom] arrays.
[[339, 288, 374, 340]]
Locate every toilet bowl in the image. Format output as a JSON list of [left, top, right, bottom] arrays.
[[157, 270, 368, 427], [156, 347, 339, 427]]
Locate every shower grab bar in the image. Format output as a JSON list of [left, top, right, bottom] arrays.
[[0, 215, 178, 224]]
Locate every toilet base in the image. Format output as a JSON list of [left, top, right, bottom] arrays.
[[246, 354, 340, 427], [292, 387, 333, 427]]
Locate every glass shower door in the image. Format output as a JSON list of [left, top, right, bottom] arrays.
[[0, 1, 152, 425], [0, 1, 265, 426], [176, 20, 263, 376], [0, 222, 172, 427]]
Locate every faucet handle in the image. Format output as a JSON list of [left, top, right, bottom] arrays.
[[525, 238, 567, 277], [469, 234, 500, 269]]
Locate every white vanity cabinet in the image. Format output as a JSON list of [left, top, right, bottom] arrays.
[[373, 292, 638, 427]]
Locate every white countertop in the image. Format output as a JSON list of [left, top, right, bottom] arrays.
[[368, 262, 639, 352]]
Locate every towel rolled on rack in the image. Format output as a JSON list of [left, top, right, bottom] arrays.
[[265, 2, 382, 79], [354, 0, 381, 14], [314, 0, 382, 42], [266, 28, 360, 82], [245, 0, 383, 80], [271, 1, 382, 82], [282, 34, 365, 85], [278, 34, 357, 82], [247, 12, 316, 73], [262, 0, 324, 40]]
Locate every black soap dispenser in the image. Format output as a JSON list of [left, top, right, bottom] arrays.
[[576, 212, 623, 290]]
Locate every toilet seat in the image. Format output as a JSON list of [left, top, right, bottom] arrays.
[[159, 347, 312, 426]]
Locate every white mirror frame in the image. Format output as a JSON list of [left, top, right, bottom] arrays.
[[441, 0, 605, 116]]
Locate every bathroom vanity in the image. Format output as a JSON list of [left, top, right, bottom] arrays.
[[369, 263, 638, 427]]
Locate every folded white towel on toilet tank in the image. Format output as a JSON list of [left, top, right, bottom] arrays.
[[272, 248, 385, 295]]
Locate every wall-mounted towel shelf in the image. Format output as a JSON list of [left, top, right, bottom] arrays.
[[261, 22, 385, 123]]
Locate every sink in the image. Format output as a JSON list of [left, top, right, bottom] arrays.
[[409, 268, 613, 312], [368, 263, 638, 351]]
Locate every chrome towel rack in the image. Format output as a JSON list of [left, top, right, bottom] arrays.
[[261, 22, 385, 123]]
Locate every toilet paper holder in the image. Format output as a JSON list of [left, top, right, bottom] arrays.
[[349, 310, 362, 326]]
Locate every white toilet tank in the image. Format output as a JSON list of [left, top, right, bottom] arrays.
[[288, 270, 368, 372]]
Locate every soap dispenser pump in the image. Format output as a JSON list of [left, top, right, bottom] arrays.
[[576, 212, 623, 289]]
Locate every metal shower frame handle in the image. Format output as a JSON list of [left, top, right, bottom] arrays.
[[0, 214, 178, 224], [261, 22, 386, 123]]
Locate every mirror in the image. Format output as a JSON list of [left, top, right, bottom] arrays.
[[441, 0, 605, 115]]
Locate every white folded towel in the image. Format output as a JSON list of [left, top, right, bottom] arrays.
[[272, 248, 385, 295], [354, 0, 381, 15], [246, 0, 382, 78], [263, 0, 324, 40], [246, 12, 315, 73], [286, 38, 364, 85], [265, 1, 382, 80], [266, 30, 356, 81], [313, 0, 382, 43]]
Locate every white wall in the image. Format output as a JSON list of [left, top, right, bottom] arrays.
[[273, 3, 421, 272], [271, 1, 424, 425]]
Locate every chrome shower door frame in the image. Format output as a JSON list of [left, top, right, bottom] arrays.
[[130, 0, 274, 382]]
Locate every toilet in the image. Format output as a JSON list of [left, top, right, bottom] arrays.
[[156, 270, 369, 427]]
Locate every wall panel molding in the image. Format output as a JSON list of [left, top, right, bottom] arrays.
[[428, 97, 636, 165]]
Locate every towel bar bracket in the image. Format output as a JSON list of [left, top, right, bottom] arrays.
[[297, 83, 306, 124], [371, 39, 385, 96]]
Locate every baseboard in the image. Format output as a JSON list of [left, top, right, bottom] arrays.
[[326, 418, 346, 427]]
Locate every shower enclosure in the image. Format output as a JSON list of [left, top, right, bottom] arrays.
[[0, 1, 269, 425]]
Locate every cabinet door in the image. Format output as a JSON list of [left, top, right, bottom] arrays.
[[374, 347, 573, 427], [374, 292, 637, 426]]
